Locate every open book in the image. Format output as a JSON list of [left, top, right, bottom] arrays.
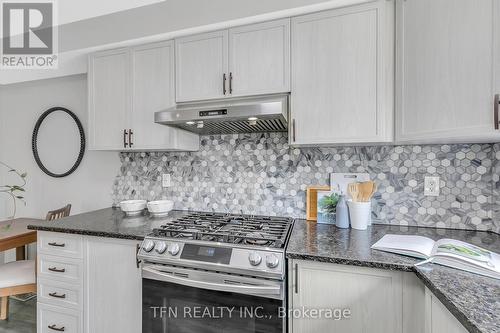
[[372, 235, 500, 280]]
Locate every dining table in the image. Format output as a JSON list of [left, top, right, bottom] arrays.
[[0, 218, 43, 260]]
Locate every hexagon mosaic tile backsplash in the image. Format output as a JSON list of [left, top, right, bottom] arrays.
[[112, 133, 500, 233]]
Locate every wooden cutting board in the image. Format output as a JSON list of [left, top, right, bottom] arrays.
[[306, 185, 330, 221]]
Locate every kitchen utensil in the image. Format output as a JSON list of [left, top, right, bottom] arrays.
[[306, 185, 331, 221], [147, 200, 174, 217], [347, 183, 360, 202], [358, 181, 376, 202], [347, 201, 371, 230], [119, 200, 147, 216]]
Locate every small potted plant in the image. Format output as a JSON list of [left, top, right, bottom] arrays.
[[317, 192, 340, 224], [0, 161, 27, 219]]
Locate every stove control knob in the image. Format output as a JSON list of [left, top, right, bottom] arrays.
[[266, 254, 279, 268], [168, 243, 180, 256], [155, 241, 167, 254], [248, 252, 262, 266], [142, 240, 155, 252]]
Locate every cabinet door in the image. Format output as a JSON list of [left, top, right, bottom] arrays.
[[425, 288, 468, 333], [291, 1, 394, 145], [228, 19, 290, 97], [290, 260, 402, 333], [88, 49, 130, 150], [396, 0, 500, 143], [84, 237, 141, 333], [175, 30, 228, 102], [130, 41, 199, 151]]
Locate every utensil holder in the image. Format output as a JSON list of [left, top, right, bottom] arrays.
[[347, 201, 371, 230]]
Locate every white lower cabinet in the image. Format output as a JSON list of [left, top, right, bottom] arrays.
[[425, 288, 468, 333], [289, 260, 403, 333], [38, 303, 82, 333], [37, 232, 141, 333], [84, 237, 142, 333], [288, 260, 468, 333]]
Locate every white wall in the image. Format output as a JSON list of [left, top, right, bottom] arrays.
[[0, 74, 119, 219]]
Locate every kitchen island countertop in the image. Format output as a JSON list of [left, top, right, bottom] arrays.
[[286, 220, 500, 333]]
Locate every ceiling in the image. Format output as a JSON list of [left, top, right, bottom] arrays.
[[58, 0, 165, 25]]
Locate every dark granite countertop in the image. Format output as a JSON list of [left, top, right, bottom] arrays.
[[28, 208, 499, 333], [27, 207, 189, 240], [287, 220, 500, 333]]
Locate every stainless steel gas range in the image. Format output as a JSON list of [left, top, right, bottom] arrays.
[[137, 211, 294, 333]]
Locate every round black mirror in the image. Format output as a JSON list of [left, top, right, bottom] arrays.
[[32, 107, 85, 178]]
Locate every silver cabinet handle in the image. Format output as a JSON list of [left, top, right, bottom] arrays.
[[292, 119, 296, 142], [495, 94, 499, 130], [229, 72, 233, 94], [223, 73, 227, 95], [123, 129, 128, 148], [128, 129, 133, 148]]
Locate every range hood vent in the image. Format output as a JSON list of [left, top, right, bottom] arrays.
[[154, 95, 288, 135]]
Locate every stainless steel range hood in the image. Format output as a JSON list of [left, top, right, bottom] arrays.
[[154, 95, 288, 135]]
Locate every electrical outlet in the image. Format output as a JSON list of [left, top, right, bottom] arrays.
[[162, 174, 171, 188], [424, 176, 440, 196]]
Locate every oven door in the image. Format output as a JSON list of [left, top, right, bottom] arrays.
[[142, 264, 285, 333]]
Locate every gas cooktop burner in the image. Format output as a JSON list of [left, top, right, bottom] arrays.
[[152, 212, 293, 249]]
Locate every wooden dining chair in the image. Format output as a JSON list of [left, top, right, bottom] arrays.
[[0, 204, 72, 320], [46, 204, 71, 221]]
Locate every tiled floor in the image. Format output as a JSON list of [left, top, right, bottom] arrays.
[[0, 297, 36, 333]]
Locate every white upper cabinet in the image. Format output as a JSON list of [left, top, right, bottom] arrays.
[[228, 19, 290, 97], [175, 31, 229, 102], [290, 0, 394, 145], [88, 43, 199, 151], [131, 41, 198, 151], [88, 49, 130, 150], [175, 20, 291, 103], [396, 0, 500, 144]]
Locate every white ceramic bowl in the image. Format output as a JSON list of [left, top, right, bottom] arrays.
[[119, 200, 147, 216], [147, 200, 174, 217]]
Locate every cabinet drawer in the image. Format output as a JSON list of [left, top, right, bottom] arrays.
[[38, 232, 83, 259], [38, 278, 82, 310], [39, 255, 82, 284], [38, 303, 81, 333]]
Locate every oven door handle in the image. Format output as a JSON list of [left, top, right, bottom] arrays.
[[142, 266, 281, 296]]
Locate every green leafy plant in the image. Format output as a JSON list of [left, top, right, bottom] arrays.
[[0, 161, 27, 218], [318, 193, 340, 214]]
